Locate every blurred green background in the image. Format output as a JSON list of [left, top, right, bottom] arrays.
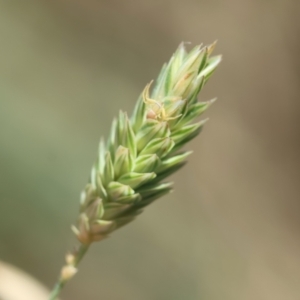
[[1, 0, 300, 299]]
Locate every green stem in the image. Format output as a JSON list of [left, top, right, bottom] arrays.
[[48, 244, 90, 300], [48, 281, 65, 300]]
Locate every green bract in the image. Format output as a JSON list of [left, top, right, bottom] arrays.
[[73, 42, 221, 244]]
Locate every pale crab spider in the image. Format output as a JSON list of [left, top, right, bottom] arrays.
[[142, 81, 182, 122]]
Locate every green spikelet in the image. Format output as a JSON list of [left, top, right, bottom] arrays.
[[73, 43, 221, 244]]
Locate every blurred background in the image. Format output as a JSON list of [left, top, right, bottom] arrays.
[[0, 0, 300, 299]]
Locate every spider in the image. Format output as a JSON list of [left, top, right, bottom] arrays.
[[142, 81, 182, 122]]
